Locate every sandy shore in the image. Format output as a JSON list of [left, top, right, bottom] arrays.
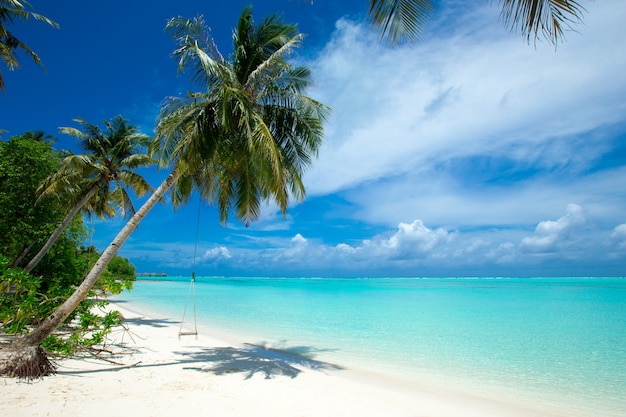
[[1, 301, 570, 417]]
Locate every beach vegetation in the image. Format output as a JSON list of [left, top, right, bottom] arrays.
[[367, 0, 587, 46], [99, 254, 135, 292], [0, 0, 58, 93], [0, 133, 137, 377], [0, 4, 328, 378], [0, 248, 134, 364], [0, 132, 63, 265]]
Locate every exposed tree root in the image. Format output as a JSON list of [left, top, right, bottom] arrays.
[[0, 317, 143, 380], [0, 345, 56, 380]]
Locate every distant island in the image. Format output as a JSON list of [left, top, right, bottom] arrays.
[[136, 272, 168, 277]]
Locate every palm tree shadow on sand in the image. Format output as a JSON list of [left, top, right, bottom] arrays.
[[121, 317, 180, 329], [176, 343, 344, 379], [56, 340, 343, 380]]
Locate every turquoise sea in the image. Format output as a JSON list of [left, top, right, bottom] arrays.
[[116, 277, 626, 417]]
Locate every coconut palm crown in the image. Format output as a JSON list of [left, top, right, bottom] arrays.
[[23, 115, 153, 273], [155, 6, 329, 225], [49, 116, 154, 219]]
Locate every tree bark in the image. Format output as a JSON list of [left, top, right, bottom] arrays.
[[24, 185, 99, 273], [11, 171, 179, 349]]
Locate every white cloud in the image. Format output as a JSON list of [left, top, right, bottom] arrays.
[[520, 204, 585, 253], [269, 233, 311, 264], [534, 204, 585, 235], [612, 223, 626, 239], [336, 243, 356, 253], [383, 219, 454, 254], [291, 233, 308, 245], [300, 219, 455, 265], [611, 223, 626, 252], [201, 246, 231, 261], [232, 203, 617, 274], [122, 206, 623, 276]]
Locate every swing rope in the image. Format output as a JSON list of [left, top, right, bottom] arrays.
[[178, 200, 201, 339]]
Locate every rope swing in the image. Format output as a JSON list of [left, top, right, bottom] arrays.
[[178, 200, 201, 339]]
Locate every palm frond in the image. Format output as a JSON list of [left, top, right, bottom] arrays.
[[369, 0, 434, 45], [500, 0, 586, 44], [246, 33, 303, 92], [165, 15, 224, 86], [116, 169, 153, 198], [118, 153, 154, 170], [108, 185, 135, 218], [0, 29, 42, 68], [0, 1, 59, 27], [0, 0, 58, 92]]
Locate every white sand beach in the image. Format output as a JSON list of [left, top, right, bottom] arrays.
[[2, 301, 572, 417]]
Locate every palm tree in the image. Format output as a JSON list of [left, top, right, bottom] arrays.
[[0, 0, 58, 93], [368, 0, 587, 45], [0, 5, 328, 378], [23, 115, 153, 273]]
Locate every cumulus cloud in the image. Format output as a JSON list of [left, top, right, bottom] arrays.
[[322, 219, 455, 264], [202, 246, 231, 261], [270, 233, 311, 264], [610, 223, 626, 251], [382, 220, 454, 255], [520, 204, 585, 253], [121, 207, 624, 276], [291, 233, 308, 245]]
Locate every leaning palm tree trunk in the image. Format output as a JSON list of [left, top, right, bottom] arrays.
[[10, 242, 35, 267], [24, 186, 99, 273], [0, 171, 179, 378]]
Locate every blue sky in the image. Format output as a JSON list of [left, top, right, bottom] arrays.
[[2, 0, 625, 277]]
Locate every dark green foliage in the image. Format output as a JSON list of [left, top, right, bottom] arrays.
[[98, 257, 135, 295], [105, 255, 136, 283], [0, 133, 136, 356], [78, 248, 135, 295], [0, 133, 64, 262], [0, 256, 41, 333]]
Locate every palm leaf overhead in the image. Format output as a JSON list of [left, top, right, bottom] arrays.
[[500, 0, 586, 44], [0, 0, 58, 93], [369, 0, 433, 45], [368, 0, 586, 45]]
